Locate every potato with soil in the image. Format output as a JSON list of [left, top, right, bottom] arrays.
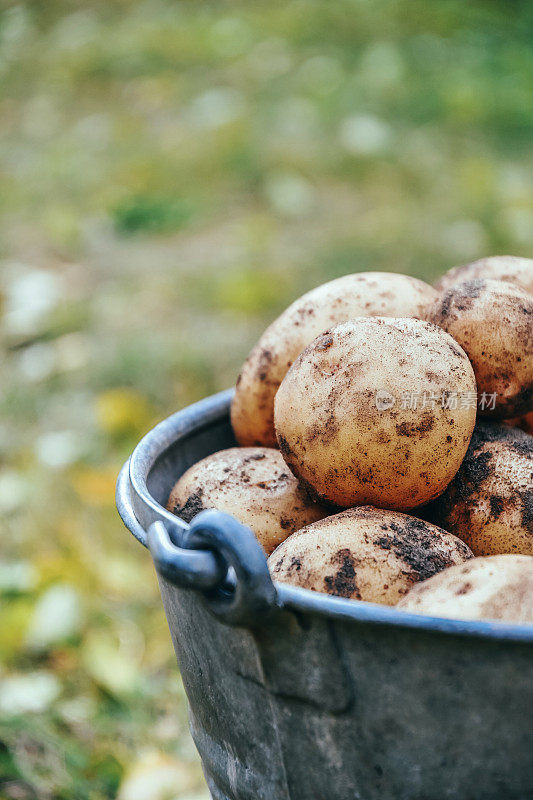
[[167, 448, 329, 555], [274, 317, 476, 509], [268, 507, 473, 605], [427, 422, 533, 556], [231, 272, 438, 447], [398, 555, 533, 623], [506, 411, 533, 437], [435, 255, 533, 295], [428, 279, 533, 419]]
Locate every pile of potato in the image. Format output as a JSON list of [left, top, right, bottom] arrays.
[[168, 256, 533, 624]]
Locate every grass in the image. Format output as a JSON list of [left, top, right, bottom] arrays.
[[0, 1, 532, 798]]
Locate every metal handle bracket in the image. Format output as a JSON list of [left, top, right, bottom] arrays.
[[147, 509, 278, 626]]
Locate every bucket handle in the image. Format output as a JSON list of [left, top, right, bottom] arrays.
[[147, 509, 279, 626]]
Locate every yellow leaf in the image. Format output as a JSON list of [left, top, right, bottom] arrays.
[[70, 465, 118, 506], [118, 751, 199, 800], [95, 388, 152, 436]]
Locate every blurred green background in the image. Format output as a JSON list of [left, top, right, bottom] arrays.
[[1, 1, 532, 798]]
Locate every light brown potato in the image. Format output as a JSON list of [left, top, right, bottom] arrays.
[[166, 447, 329, 555], [427, 422, 533, 556], [397, 555, 533, 624], [435, 255, 533, 295], [231, 272, 438, 447], [428, 279, 533, 419], [274, 317, 476, 509], [268, 507, 473, 605]]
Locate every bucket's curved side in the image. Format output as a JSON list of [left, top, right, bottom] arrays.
[[157, 576, 292, 800]]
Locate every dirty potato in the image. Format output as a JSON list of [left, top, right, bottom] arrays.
[[274, 317, 476, 509], [427, 422, 533, 556], [434, 255, 533, 295], [428, 278, 533, 418], [167, 447, 328, 555], [231, 272, 438, 447], [398, 555, 533, 624], [506, 411, 533, 437], [268, 507, 473, 605]]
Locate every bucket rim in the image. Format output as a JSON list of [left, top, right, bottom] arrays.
[[116, 389, 533, 643]]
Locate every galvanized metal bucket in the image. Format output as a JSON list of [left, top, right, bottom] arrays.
[[116, 389, 533, 800]]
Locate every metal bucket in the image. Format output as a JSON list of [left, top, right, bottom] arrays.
[[116, 389, 533, 800]]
